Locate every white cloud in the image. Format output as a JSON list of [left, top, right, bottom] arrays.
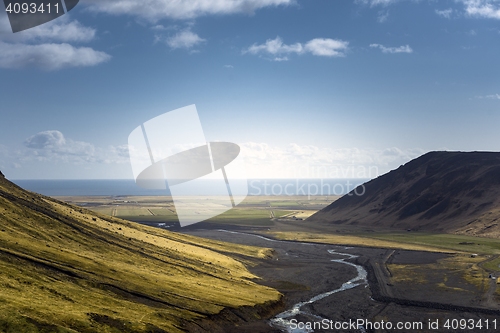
[[370, 43, 413, 53], [224, 64, 234, 68], [463, 0, 500, 19], [85, 0, 294, 21], [245, 36, 303, 55], [151, 24, 168, 31], [0, 18, 96, 43], [377, 9, 390, 22], [166, 30, 206, 49], [357, 0, 500, 21], [435, 8, 453, 18], [245, 36, 349, 60], [304, 38, 349, 57], [475, 93, 500, 99], [0, 13, 109, 70], [22, 131, 129, 164], [24, 131, 95, 162], [240, 142, 424, 178], [11, 134, 427, 179], [24, 130, 66, 149], [0, 42, 111, 70], [355, 0, 402, 7]]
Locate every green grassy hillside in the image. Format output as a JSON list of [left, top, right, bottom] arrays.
[[0, 173, 281, 333]]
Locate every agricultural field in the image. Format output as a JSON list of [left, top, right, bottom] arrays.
[[268, 231, 450, 253], [360, 232, 500, 255], [483, 256, 500, 271], [59, 195, 337, 227]]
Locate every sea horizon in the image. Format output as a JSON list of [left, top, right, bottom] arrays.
[[12, 178, 371, 197]]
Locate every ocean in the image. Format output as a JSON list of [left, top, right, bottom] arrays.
[[12, 179, 370, 197]]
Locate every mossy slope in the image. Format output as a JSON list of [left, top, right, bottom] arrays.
[[0, 174, 281, 333]]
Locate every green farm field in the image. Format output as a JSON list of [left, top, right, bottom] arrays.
[[60, 195, 337, 227], [361, 232, 500, 255]]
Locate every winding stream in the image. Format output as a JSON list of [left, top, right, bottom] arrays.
[[217, 230, 368, 333]]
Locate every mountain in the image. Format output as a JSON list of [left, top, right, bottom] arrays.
[[310, 151, 500, 237], [0, 172, 281, 332]]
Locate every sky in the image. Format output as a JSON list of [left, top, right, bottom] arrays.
[[0, 0, 499, 180]]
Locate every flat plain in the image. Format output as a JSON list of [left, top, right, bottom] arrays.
[[58, 195, 336, 226]]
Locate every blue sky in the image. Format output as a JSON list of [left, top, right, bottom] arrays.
[[0, 0, 500, 179]]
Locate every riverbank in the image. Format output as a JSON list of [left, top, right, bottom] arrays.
[[183, 229, 385, 332], [184, 229, 500, 333]]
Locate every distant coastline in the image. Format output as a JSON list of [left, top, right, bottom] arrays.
[[12, 178, 370, 197]]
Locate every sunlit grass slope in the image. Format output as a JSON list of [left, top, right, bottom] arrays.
[[0, 174, 281, 333], [269, 230, 500, 254]]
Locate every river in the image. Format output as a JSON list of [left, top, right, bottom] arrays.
[[217, 230, 368, 333]]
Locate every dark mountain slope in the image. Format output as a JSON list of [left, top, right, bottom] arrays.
[[0, 172, 280, 332], [310, 152, 500, 237]]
